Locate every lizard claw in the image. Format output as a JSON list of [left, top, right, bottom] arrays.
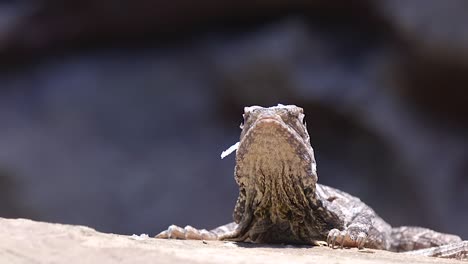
[[327, 228, 341, 248], [155, 224, 186, 239], [327, 228, 367, 249], [355, 232, 367, 249], [313, 240, 329, 247], [155, 229, 169, 239]]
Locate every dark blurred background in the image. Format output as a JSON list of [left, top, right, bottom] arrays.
[[0, 1, 467, 238]]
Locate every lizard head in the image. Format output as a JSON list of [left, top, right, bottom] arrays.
[[230, 104, 321, 243], [239, 104, 311, 145], [237, 104, 317, 183]]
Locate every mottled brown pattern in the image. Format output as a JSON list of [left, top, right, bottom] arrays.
[[156, 105, 466, 260], [223, 105, 341, 244]]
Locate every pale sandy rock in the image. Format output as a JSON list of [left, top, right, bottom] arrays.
[[0, 217, 463, 264]]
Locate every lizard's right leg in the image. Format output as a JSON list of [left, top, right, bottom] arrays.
[[391, 226, 467, 259], [155, 222, 237, 240]]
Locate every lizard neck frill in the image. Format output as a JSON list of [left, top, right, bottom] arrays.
[[231, 117, 324, 244]]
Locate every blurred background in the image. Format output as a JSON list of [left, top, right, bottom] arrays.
[[0, 1, 467, 239]]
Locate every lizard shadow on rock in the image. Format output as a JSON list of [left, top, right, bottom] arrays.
[[230, 242, 375, 254], [230, 241, 310, 249]]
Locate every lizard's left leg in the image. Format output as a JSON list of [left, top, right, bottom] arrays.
[[155, 222, 237, 240], [391, 226, 467, 259], [326, 206, 378, 249], [318, 185, 392, 250]]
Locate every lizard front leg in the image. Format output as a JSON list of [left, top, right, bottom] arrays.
[[317, 185, 386, 250], [326, 210, 372, 249], [155, 222, 237, 240]]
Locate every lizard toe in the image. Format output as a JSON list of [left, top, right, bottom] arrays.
[[168, 224, 186, 239], [356, 232, 367, 249], [155, 230, 169, 239], [184, 225, 203, 239], [338, 230, 347, 249], [154, 225, 189, 239], [327, 228, 341, 248]]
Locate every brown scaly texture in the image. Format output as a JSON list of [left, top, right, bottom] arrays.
[[156, 105, 467, 260], [223, 105, 342, 244]]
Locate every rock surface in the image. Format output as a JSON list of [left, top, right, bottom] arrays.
[[0, 217, 463, 264]]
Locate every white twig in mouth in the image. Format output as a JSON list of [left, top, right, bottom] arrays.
[[221, 142, 239, 159]]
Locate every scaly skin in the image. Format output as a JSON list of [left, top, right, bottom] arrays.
[[156, 105, 466, 260]]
